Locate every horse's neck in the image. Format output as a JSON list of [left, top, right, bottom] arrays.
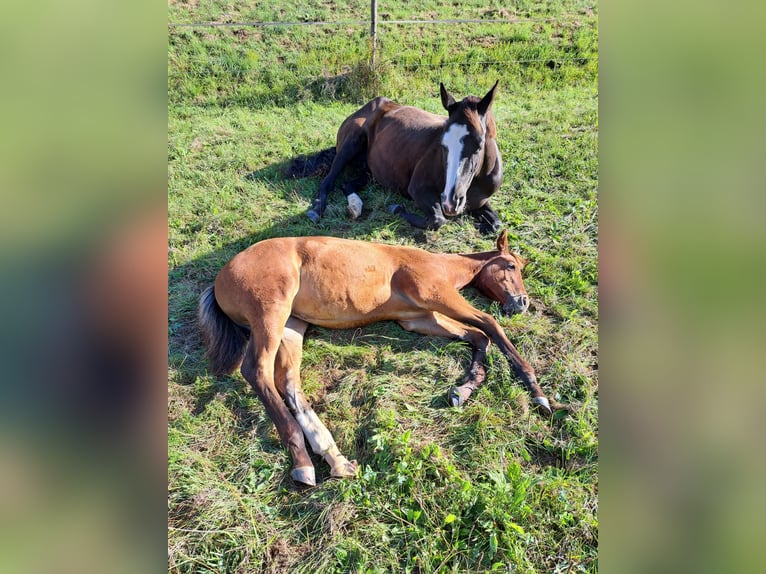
[[480, 112, 499, 174], [437, 251, 496, 290]]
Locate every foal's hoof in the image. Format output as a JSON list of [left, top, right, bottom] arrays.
[[532, 396, 553, 417], [290, 466, 316, 486], [449, 386, 473, 407], [346, 193, 363, 219], [306, 209, 321, 223], [330, 458, 359, 479], [388, 204, 404, 215]]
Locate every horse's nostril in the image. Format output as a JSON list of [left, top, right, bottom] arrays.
[[519, 295, 528, 307]]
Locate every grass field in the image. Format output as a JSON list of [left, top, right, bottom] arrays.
[[168, 1, 598, 572]]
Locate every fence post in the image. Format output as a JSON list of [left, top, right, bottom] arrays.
[[370, 0, 378, 69]]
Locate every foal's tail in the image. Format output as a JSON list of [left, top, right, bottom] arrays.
[[198, 285, 250, 376], [284, 147, 337, 179]]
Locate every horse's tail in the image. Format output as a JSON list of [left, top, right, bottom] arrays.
[[284, 147, 337, 179], [198, 285, 250, 376]]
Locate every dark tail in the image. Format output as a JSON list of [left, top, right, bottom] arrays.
[[284, 147, 337, 179], [198, 286, 250, 376]]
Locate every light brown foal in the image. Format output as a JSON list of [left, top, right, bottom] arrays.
[[198, 230, 552, 486]]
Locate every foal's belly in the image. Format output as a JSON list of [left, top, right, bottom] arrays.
[[290, 280, 420, 329]]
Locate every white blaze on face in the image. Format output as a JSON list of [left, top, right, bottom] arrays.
[[441, 123, 469, 213]]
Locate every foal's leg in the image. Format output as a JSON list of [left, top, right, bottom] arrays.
[[274, 318, 358, 479], [428, 296, 553, 415], [397, 312, 491, 407], [240, 335, 315, 485], [308, 132, 367, 222]]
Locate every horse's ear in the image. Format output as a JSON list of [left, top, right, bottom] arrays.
[[440, 83, 456, 111], [496, 229, 509, 253], [478, 80, 499, 116]]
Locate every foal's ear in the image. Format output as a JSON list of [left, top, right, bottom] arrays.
[[478, 80, 499, 116], [496, 229, 509, 253], [512, 253, 529, 269], [440, 83, 457, 111]]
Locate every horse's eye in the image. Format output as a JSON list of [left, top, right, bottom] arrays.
[[507, 263, 516, 270]]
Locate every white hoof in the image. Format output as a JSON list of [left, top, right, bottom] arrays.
[[532, 396, 552, 415], [346, 193, 363, 219], [325, 454, 359, 478]]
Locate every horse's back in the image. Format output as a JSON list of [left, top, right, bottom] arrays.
[[337, 97, 400, 145], [365, 106, 444, 193]]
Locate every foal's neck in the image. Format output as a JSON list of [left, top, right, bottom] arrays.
[[437, 251, 497, 290]]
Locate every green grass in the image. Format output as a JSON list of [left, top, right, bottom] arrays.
[[169, 1, 597, 572]]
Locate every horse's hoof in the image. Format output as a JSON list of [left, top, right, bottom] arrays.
[[479, 221, 502, 235], [346, 193, 363, 219], [290, 466, 316, 486], [306, 209, 321, 223], [388, 204, 404, 215], [330, 458, 359, 479], [532, 396, 552, 417]]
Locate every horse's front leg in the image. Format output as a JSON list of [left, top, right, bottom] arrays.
[[469, 203, 502, 235], [468, 139, 503, 234], [397, 312, 490, 407], [275, 318, 358, 481], [390, 194, 448, 230]]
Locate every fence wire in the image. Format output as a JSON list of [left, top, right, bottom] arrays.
[[168, 17, 589, 29]]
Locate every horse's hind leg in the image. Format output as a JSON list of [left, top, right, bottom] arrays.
[[397, 312, 491, 407], [240, 334, 316, 486], [275, 318, 358, 479], [308, 132, 367, 222], [342, 163, 370, 219]]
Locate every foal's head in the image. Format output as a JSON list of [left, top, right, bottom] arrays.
[[473, 230, 530, 316], [439, 81, 498, 217]]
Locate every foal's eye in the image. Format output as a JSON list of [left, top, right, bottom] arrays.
[[506, 263, 516, 270]]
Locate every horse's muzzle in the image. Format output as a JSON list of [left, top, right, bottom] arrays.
[[441, 191, 466, 217]]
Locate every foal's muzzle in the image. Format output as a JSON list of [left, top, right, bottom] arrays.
[[503, 294, 529, 315]]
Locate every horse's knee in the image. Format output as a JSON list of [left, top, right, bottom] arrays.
[[472, 206, 501, 234], [426, 214, 448, 230]]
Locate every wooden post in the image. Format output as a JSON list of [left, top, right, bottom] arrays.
[[370, 0, 378, 69]]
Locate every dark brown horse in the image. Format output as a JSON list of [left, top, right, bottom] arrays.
[[198, 231, 552, 486], [286, 82, 504, 234]]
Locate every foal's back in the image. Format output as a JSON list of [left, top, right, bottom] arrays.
[[216, 236, 443, 329]]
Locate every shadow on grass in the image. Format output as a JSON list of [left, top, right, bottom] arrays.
[[169, 158, 436, 418]]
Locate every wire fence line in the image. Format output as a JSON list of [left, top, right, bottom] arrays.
[[168, 15, 597, 82], [168, 17, 593, 29]]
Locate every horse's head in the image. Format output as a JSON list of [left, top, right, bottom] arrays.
[[473, 230, 530, 315], [439, 81, 498, 217]]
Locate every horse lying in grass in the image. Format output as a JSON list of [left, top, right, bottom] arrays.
[[198, 231, 553, 486], [286, 82, 504, 234]]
